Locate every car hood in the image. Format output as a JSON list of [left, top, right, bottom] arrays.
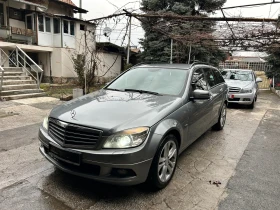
[[50, 90, 181, 135], [225, 79, 254, 89]]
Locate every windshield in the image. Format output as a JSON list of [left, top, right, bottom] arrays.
[[221, 70, 253, 81], [106, 67, 189, 96]]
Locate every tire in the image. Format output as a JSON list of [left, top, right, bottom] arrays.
[[213, 103, 227, 130], [248, 99, 255, 109], [146, 134, 179, 191]]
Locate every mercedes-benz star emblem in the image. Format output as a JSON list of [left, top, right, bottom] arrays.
[[70, 110, 76, 119]]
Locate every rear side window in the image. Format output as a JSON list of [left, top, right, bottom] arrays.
[[213, 69, 225, 84], [204, 69, 217, 88]]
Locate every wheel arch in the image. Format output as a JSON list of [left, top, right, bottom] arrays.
[[153, 119, 184, 150]]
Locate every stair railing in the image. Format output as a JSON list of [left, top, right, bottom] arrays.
[[0, 46, 44, 89], [0, 65, 4, 94]]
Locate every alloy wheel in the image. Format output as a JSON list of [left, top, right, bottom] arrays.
[[220, 104, 227, 127], [158, 141, 177, 183]]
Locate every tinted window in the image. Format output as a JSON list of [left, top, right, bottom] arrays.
[[38, 15, 44, 32], [213, 70, 225, 84], [64, 20, 68, 34], [70, 22, 75, 35], [204, 69, 216, 88], [108, 67, 189, 96], [45, 17, 51, 32], [54, 18, 60, 34], [192, 68, 208, 91]]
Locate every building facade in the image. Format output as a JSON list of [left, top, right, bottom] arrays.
[[0, 0, 95, 83]]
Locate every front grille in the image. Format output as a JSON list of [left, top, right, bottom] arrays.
[[48, 118, 102, 149], [229, 87, 241, 93]]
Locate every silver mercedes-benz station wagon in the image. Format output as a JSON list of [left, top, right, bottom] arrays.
[[39, 63, 228, 190], [221, 69, 262, 109]]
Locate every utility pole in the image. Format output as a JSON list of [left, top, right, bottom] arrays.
[[170, 39, 173, 64], [79, 0, 82, 19], [84, 31, 87, 94], [127, 15, 132, 64], [188, 44, 192, 64]]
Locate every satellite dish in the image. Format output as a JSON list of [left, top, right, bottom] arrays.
[[103, 27, 112, 37]]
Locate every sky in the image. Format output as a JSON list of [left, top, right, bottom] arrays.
[[72, 0, 280, 50]]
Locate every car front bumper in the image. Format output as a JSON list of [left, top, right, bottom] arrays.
[[227, 92, 255, 105], [39, 127, 157, 186]]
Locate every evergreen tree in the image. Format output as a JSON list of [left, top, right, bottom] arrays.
[[139, 0, 227, 65], [266, 45, 280, 79]]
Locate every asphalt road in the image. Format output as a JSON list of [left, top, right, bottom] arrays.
[[0, 91, 280, 210]]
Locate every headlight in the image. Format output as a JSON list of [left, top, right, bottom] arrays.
[[103, 127, 149, 149], [240, 88, 253, 93], [42, 117, 49, 130]]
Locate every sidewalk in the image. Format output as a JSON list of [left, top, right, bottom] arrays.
[[219, 109, 280, 210]]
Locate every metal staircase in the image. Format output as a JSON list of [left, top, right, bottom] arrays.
[[0, 46, 46, 100]]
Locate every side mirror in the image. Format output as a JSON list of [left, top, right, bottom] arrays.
[[191, 89, 211, 100], [256, 77, 263, 83]]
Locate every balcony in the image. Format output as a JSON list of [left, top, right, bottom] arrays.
[[0, 26, 37, 45]]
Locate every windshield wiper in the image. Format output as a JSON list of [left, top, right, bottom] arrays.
[[104, 88, 123, 92], [124, 89, 162, 96]]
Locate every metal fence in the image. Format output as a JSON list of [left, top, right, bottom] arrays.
[[219, 61, 272, 72]]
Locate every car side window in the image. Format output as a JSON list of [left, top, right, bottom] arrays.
[[204, 69, 217, 88], [213, 69, 225, 84], [192, 68, 208, 91]]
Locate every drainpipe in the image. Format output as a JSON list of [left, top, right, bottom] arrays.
[[49, 52, 52, 84], [61, 18, 63, 47]]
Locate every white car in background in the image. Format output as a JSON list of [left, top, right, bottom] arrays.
[[220, 69, 262, 109]]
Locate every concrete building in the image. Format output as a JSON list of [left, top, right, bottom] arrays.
[[0, 0, 96, 100]]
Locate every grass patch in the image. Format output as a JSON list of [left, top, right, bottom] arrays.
[[40, 83, 105, 99]]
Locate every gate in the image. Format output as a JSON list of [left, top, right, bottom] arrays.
[[219, 61, 272, 89]]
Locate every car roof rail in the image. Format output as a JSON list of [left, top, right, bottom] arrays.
[[191, 61, 211, 67], [132, 62, 168, 67]]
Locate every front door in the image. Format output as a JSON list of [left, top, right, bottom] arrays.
[[204, 68, 224, 124], [185, 68, 214, 145]]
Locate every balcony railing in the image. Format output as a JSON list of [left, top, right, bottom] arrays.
[[0, 26, 37, 45]]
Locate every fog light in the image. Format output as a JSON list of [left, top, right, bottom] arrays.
[[117, 169, 128, 176], [111, 168, 136, 177]]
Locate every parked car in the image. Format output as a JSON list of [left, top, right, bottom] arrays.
[[39, 63, 228, 190], [220, 69, 262, 109]]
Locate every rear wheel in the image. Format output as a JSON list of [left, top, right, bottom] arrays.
[[146, 134, 178, 191], [213, 103, 227, 130]]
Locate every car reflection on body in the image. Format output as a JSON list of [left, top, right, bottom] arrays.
[[221, 69, 262, 109], [39, 63, 228, 190]]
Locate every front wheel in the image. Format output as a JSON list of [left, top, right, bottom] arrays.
[[146, 134, 178, 191], [248, 98, 255, 109], [213, 103, 227, 130]]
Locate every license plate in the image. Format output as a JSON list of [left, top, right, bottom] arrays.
[[229, 94, 235, 99], [48, 143, 81, 166]]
